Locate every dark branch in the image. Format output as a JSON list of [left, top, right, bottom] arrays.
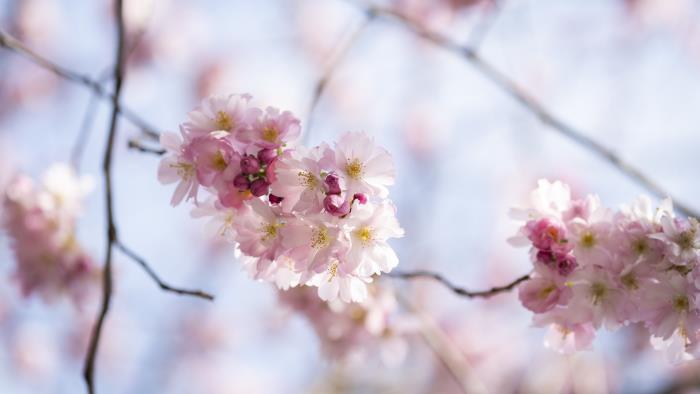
[[127, 139, 165, 155], [115, 241, 214, 300], [0, 29, 160, 141], [391, 269, 530, 298], [344, 2, 699, 219], [83, 1, 126, 392]]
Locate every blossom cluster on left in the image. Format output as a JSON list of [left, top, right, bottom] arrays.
[[158, 94, 404, 303], [2, 163, 98, 304]]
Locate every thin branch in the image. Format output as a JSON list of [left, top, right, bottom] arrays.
[[127, 139, 165, 155], [304, 9, 377, 143], [115, 241, 214, 300], [0, 29, 160, 141], [466, 0, 504, 50], [391, 269, 530, 298], [344, 2, 700, 219], [83, 0, 126, 392]]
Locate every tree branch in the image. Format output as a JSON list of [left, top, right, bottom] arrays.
[[115, 241, 214, 300], [82, 0, 126, 391], [343, 2, 700, 219], [0, 29, 160, 141], [391, 269, 530, 298], [304, 9, 377, 143], [127, 139, 165, 155]]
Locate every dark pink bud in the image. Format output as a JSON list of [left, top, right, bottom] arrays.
[[233, 174, 250, 190], [324, 194, 350, 216], [257, 148, 277, 165], [353, 193, 367, 204], [324, 173, 342, 195], [269, 194, 284, 204], [250, 179, 270, 197], [556, 254, 578, 276], [240, 155, 261, 174]]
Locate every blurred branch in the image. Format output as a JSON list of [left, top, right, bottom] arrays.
[[391, 270, 530, 298], [127, 139, 165, 155], [71, 27, 153, 170], [467, 0, 504, 49], [304, 9, 377, 143], [82, 0, 126, 391], [343, 2, 700, 219], [115, 242, 214, 300], [396, 293, 487, 393], [0, 29, 160, 141]]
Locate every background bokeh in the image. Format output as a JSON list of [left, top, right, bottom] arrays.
[[1, 0, 700, 392]]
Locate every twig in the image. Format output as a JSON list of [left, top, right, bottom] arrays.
[[303, 9, 377, 143], [127, 139, 165, 155], [82, 1, 126, 392], [115, 241, 214, 300], [0, 28, 160, 141], [345, 2, 700, 219], [391, 269, 530, 298], [466, 0, 503, 50]]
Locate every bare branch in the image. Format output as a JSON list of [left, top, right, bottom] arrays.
[[127, 139, 165, 155], [0, 29, 160, 141], [391, 269, 530, 298], [304, 9, 377, 143], [83, 1, 126, 391], [115, 241, 214, 300], [343, 2, 700, 219]]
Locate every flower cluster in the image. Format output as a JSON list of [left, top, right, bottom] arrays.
[[2, 163, 98, 304], [159, 94, 404, 303], [278, 283, 409, 365], [510, 179, 700, 362]]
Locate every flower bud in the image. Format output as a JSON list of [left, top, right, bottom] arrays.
[[324, 194, 350, 217], [250, 179, 270, 197], [240, 155, 261, 175], [233, 174, 250, 190], [353, 193, 368, 204], [324, 173, 342, 195], [269, 194, 284, 204], [257, 148, 277, 165]]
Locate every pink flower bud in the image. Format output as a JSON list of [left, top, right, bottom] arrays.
[[323, 194, 350, 216], [353, 193, 367, 204], [324, 174, 342, 195], [240, 155, 261, 174], [269, 194, 284, 204], [250, 179, 270, 197], [257, 148, 277, 165], [233, 174, 250, 190]]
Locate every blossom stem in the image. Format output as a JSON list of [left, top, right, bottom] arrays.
[[127, 139, 166, 155], [390, 269, 531, 298], [115, 241, 214, 300]]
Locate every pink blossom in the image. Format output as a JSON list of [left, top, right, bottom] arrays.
[[330, 131, 395, 198], [239, 106, 300, 148]]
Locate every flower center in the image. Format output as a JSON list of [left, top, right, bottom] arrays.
[[580, 231, 596, 249], [170, 162, 195, 179], [215, 111, 233, 131], [355, 226, 373, 245], [621, 272, 639, 290], [345, 159, 363, 180], [327, 260, 339, 282], [539, 285, 556, 299], [678, 231, 696, 251], [632, 238, 648, 255], [260, 222, 280, 242], [310, 227, 330, 249], [211, 151, 228, 171], [673, 295, 690, 312], [297, 171, 318, 190], [590, 281, 607, 305], [262, 127, 278, 143]]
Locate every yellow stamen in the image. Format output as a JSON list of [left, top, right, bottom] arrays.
[[311, 227, 330, 249], [211, 151, 228, 171], [355, 227, 373, 245], [327, 260, 339, 282], [580, 231, 596, 248], [262, 127, 278, 142], [297, 171, 318, 189], [215, 111, 233, 131], [345, 158, 363, 180], [590, 282, 607, 305]]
